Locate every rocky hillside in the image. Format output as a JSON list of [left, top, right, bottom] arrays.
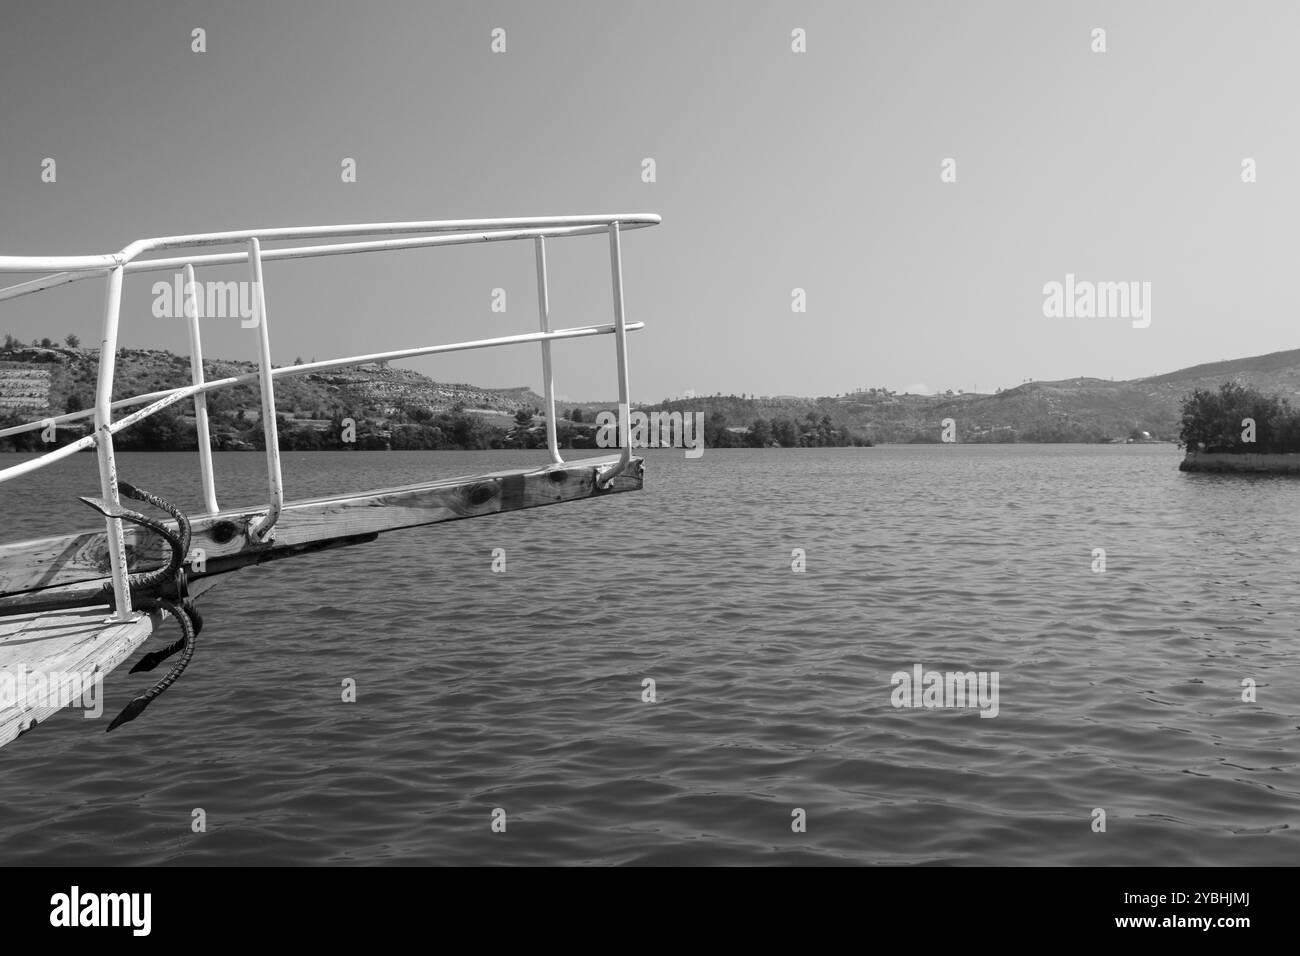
[[0, 362, 53, 412], [0, 345, 547, 421], [645, 347, 1300, 444], [0, 344, 564, 452], [6, 342, 1300, 445]]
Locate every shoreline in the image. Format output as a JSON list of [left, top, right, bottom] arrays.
[[1180, 449, 1300, 474], [0, 441, 1183, 455]]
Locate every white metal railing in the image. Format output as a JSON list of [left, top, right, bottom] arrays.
[[0, 213, 659, 621]]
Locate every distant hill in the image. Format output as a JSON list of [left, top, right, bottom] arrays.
[[0, 345, 557, 451], [4, 343, 1300, 447], [0, 345, 546, 420], [642, 347, 1300, 444]]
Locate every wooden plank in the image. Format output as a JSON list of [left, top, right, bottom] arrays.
[[0, 576, 230, 749], [0, 454, 643, 600]]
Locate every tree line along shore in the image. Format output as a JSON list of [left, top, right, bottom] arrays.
[[0, 344, 871, 452], [3, 341, 1293, 454]]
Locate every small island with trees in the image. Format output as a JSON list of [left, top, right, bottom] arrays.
[[1179, 381, 1300, 473]]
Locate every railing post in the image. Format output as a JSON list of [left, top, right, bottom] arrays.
[[183, 263, 219, 514], [94, 265, 134, 621], [534, 236, 563, 465], [600, 221, 632, 487], [247, 238, 283, 540]]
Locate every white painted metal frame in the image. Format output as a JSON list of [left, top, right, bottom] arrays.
[[246, 238, 281, 541], [0, 214, 659, 622], [535, 236, 562, 466], [183, 263, 219, 515]]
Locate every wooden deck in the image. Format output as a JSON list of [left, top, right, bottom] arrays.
[[0, 454, 643, 746], [0, 576, 228, 748], [0, 453, 644, 600]]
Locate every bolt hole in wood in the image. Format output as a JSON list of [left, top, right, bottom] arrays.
[[467, 484, 498, 507]]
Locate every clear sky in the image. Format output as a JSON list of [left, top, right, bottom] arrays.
[[1, 1, 1296, 401]]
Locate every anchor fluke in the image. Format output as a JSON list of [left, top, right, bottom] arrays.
[[129, 647, 177, 674], [78, 495, 131, 519], [106, 695, 152, 732], [128, 605, 198, 673], [76, 483, 203, 732]]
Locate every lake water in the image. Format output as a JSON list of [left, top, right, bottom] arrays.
[[0, 445, 1296, 865]]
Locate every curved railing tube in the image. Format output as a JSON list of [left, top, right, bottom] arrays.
[[0, 214, 660, 616]]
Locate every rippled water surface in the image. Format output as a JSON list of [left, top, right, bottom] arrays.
[[1, 445, 1297, 865]]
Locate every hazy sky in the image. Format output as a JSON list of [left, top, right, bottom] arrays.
[[1, 1, 1297, 400]]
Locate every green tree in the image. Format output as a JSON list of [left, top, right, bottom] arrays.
[[771, 417, 799, 447], [116, 406, 195, 451], [64, 390, 93, 414], [1178, 382, 1293, 453]]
